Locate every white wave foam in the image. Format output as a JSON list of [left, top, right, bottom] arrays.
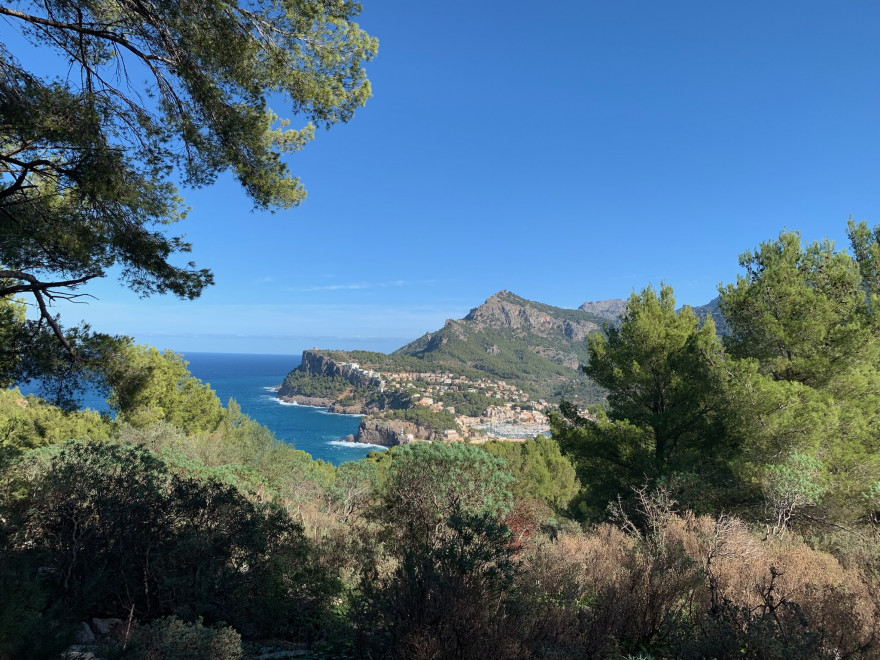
[[269, 398, 336, 410], [317, 409, 363, 418], [263, 386, 279, 392], [328, 440, 387, 451]]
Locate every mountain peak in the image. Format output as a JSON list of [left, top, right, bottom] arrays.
[[462, 291, 601, 338], [485, 289, 520, 303], [578, 298, 628, 321], [395, 291, 607, 402], [466, 291, 530, 323]]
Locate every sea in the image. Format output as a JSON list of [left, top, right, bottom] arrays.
[[21, 352, 384, 465]]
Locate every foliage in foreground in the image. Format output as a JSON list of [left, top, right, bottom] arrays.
[[0, 441, 336, 652], [0, 0, 377, 399], [0, 408, 878, 658]]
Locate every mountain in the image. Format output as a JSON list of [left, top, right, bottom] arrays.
[[286, 290, 729, 409], [578, 299, 628, 322], [578, 295, 730, 335], [691, 296, 730, 335], [393, 290, 608, 402]]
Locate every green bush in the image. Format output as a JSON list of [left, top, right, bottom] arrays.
[[0, 550, 76, 660], [128, 616, 242, 660], [357, 510, 523, 660], [482, 435, 580, 509], [2, 441, 335, 640], [106, 345, 224, 434], [383, 441, 513, 539], [0, 388, 110, 454]]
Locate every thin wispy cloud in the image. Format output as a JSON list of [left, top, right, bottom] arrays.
[[293, 279, 415, 292], [295, 282, 373, 292]]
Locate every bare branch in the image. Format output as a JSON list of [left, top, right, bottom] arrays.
[[0, 5, 173, 66], [0, 164, 32, 199], [33, 287, 76, 357], [0, 270, 98, 297]]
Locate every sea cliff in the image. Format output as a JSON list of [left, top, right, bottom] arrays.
[[278, 350, 384, 395], [345, 417, 446, 448], [278, 351, 396, 443]]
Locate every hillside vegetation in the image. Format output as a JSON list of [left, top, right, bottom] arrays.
[[395, 290, 608, 402]]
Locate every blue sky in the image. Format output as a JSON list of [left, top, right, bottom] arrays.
[[18, 0, 880, 354]]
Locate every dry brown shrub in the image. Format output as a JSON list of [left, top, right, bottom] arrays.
[[518, 522, 704, 656], [689, 527, 876, 653], [519, 507, 880, 657], [516, 530, 616, 657]]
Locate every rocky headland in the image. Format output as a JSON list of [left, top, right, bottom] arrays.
[[278, 350, 383, 394], [345, 417, 445, 448], [275, 392, 372, 415], [278, 394, 336, 408]]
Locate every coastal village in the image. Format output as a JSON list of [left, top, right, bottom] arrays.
[[378, 365, 552, 442], [281, 352, 553, 445]]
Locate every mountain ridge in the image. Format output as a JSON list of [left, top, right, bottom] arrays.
[[282, 289, 729, 408], [577, 294, 729, 334], [393, 290, 609, 402]]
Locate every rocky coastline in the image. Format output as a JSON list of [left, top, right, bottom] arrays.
[[344, 417, 445, 448], [276, 349, 391, 438], [277, 393, 430, 446], [277, 393, 369, 415], [276, 363, 437, 447], [277, 394, 336, 408]]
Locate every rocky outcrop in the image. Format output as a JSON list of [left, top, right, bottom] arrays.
[[275, 397, 383, 415], [464, 291, 552, 331], [578, 298, 627, 322], [329, 401, 368, 414], [277, 394, 337, 408], [580, 296, 729, 335], [76, 622, 95, 643], [275, 393, 372, 414], [530, 346, 580, 369], [91, 618, 122, 636], [691, 296, 730, 335], [463, 291, 599, 339], [63, 619, 123, 660], [348, 417, 444, 447], [561, 319, 592, 341], [278, 351, 416, 413], [294, 350, 383, 389], [277, 350, 385, 404]]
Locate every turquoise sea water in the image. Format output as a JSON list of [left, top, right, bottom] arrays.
[[21, 352, 380, 465], [182, 352, 380, 465]]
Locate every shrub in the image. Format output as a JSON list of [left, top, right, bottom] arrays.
[[126, 616, 241, 660], [382, 442, 513, 545], [2, 441, 336, 640], [0, 550, 76, 660], [483, 435, 580, 510], [514, 497, 880, 658], [357, 510, 523, 660]]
